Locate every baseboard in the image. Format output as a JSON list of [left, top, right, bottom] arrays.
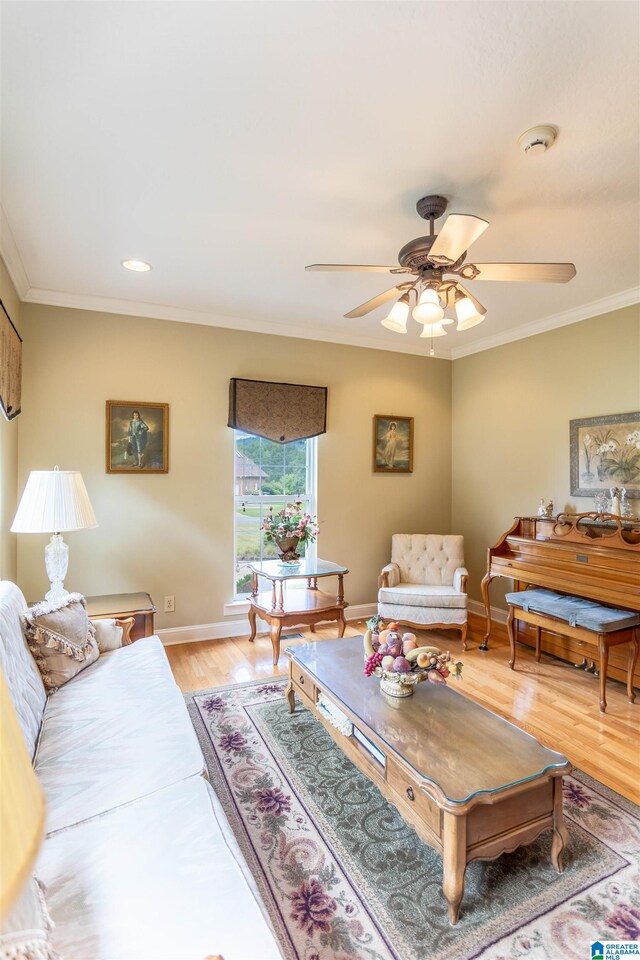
[[468, 598, 507, 624], [157, 601, 379, 646]]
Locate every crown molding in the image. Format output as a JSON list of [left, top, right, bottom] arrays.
[[0, 206, 30, 298], [9, 280, 639, 362], [449, 286, 640, 359]]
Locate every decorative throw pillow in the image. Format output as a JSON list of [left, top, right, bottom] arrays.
[[91, 618, 123, 653], [0, 875, 61, 960], [23, 594, 98, 694]]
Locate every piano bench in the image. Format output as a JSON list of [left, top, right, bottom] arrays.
[[505, 588, 640, 713]]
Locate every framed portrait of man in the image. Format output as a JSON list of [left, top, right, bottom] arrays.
[[373, 415, 414, 473], [106, 401, 169, 474]]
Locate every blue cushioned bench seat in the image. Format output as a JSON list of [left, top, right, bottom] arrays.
[[505, 588, 639, 713]]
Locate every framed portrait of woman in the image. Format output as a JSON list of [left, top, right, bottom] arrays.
[[373, 415, 413, 473], [106, 401, 169, 474]]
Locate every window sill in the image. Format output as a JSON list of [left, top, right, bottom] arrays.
[[224, 599, 251, 617]]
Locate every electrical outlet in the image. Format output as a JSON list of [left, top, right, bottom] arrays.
[[164, 596, 175, 613]]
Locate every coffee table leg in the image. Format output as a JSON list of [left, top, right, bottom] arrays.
[[551, 778, 568, 873], [270, 622, 282, 665], [442, 812, 466, 925], [285, 662, 296, 713]]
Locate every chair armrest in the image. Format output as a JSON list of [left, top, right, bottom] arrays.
[[379, 562, 400, 588], [453, 567, 469, 594]]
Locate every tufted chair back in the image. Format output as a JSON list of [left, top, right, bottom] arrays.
[[391, 534, 464, 586]]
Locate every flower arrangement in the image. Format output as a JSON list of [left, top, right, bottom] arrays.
[[363, 620, 463, 697], [262, 502, 319, 559]]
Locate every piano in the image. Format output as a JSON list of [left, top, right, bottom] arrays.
[[481, 513, 640, 687]]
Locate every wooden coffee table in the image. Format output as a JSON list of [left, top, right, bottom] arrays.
[[248, 559, 348, 665], [285, 637, 571, 925]]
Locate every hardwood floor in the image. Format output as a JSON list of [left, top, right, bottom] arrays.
[[166, 612, 640, 804]]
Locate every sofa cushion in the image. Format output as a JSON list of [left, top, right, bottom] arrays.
[[24, 594, 99, 693], [505, 589, 640, 633], [378, 583, 468, 609], [91, 618, 123, 652], [391, 533, 464, 586], [36, 777, 282, 960], [377, 601, 467, 627], [35, 637, 205, 834], [0, 581, 47, 758]]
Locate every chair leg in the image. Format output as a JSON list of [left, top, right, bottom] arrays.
[[507, 606, 516, 669], [460, 621, 468, 652], [628, 629, 639, 704]]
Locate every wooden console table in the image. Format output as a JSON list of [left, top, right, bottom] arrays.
[[85, 592, 156, 641], [248, 559, 349, 665]]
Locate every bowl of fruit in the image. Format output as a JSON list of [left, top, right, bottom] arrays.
[[363, 616, 463, 698]]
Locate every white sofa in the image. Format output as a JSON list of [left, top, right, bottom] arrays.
[[0, 580, 282, 960], [378, 533, 469, 649]]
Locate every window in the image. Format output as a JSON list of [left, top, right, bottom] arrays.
[[234, 431, 317, 598]]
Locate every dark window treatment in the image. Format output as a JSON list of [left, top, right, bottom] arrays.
[[228, 378, 327, 443]]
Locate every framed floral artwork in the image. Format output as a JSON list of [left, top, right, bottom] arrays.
[[373, 415, 413, 473], [570, 412, 640, 498], [106, 401, 169, 473]]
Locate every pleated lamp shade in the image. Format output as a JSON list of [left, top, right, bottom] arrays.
[[11, 468, 97, 534], [0, 670, 45, 920]]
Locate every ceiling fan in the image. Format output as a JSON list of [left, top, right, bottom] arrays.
[[305, 195, 576, 349]]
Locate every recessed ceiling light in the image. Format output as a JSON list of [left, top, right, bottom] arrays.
[[121, 259, 152, 272]]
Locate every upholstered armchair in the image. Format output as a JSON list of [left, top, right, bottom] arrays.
[[378, 534, 469, 649]]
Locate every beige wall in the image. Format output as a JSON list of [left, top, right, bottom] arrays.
[[451, 305, 640, 609], [17, 303, 452, 627], [0, 258, 20, 580]]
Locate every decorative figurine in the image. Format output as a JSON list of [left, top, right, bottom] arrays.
[[609, 486, 621, 517], [537, 499, 554, 518], [594, 490, 609, 515], [620, 488, 634, 518]]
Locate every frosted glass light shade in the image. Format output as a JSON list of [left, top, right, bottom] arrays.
[[381, 298, 409, 334], [11, 468, 97, 534], [413, 288, 444, 324], [0, 670, 45, 920], [455, 296, 486, 331], [419, 321, 448, 338]]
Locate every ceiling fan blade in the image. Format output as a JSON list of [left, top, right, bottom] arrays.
[[305, 263, 410, 273], [453, 281, 486, 316], [344, 285, 406, 319], [463, 262, 576, 283], [428, 214, 489, 265]]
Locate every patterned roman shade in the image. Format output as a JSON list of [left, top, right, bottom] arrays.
[[0, 299, 22, 421], [228, 378, 327, 443]]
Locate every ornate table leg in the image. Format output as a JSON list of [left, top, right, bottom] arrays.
[[507, 606, 516, 669], [551, 777, 568, 873], [285, 662, 296, 713], [270, 622, 282, 665], [480, 573, 492, 651], [248, 605, 257, 642], [271, 580, 277, 613], [278, 580, 285, 612], [251, 572, 258, 598], [337, 611, 347, 638], [442, 812, 467, 925], [337, 574, 344, 605], [309, 622, 316, 633]]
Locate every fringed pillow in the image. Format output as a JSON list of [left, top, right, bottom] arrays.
[[0, 876, 61, 960], [23, 594, 98, 694]]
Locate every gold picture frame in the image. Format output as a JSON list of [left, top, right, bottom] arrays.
[[106, 401, 169, 474], [373, 415, 414, 473]]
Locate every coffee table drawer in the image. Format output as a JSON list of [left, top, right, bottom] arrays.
[[293, 665, 317, 706], [387, 757, 442, 841]]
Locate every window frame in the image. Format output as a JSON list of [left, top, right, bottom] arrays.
[[233, 432, 318, 600]]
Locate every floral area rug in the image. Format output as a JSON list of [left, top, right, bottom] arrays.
[[186, 678, 640, 960]]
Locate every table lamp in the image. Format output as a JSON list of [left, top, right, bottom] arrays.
[[11, 466, 98, 604], [0, 669, 45, 921]]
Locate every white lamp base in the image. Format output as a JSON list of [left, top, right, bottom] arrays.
[[44, 533, 70, 605]]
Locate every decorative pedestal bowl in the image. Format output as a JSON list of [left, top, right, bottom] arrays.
[[374, 666, 428, 698]]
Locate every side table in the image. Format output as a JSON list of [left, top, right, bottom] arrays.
[[248, 559, 349, 665], [85, 592, 156, 642]]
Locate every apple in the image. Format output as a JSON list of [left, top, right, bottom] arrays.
[[381, 655, 395, 672], [378, 629, 392, 644], [402, 639, 418, 655], [416, 653, 431, 668], [387, 643, 402, 658], [402, 632, 417, 644]]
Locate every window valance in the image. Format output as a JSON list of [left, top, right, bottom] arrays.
[[228, 378, 327, 444]]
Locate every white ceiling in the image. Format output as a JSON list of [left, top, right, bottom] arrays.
[[1, 1, 639, 359]]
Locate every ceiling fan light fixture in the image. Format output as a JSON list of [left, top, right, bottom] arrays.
[[380, 295, 409, 333], [419, 321, 447, 339], [412, 287, 444, 324], [455, 293, 486, 331]]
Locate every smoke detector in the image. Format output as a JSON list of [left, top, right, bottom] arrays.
[[518, 125, 557, 156]]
